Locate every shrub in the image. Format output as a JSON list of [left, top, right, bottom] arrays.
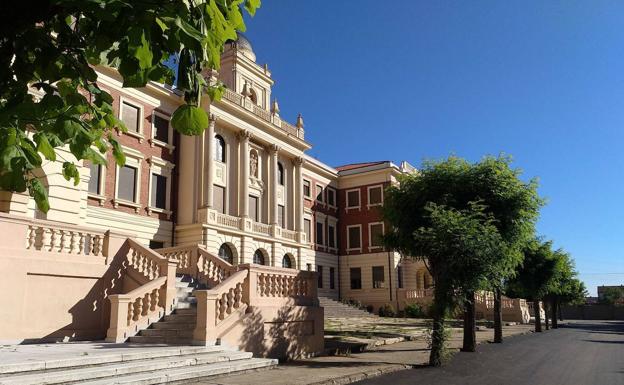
[[378, 304, 396, 317], [404, 303, 426, 318], [366, 305, 374, 313]]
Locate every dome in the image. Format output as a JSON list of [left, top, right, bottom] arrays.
[[232, 32, 256, 62]]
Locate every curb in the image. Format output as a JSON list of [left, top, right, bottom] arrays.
[[308, 364, 412, 385]]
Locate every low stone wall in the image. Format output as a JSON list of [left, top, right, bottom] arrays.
[[561, 305, 624, 320], [0, 214, 129, 344]]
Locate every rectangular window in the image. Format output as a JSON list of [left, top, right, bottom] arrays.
[[328, 224, 336, 248], [278, 204, 285, 227], [153, 114, 169, 143], [347, 189, 360, 208], [304, 219, 311, 242], [368, 186, 383, 206], [303, 180, 311, 198], [149, 240, 164, 249], [316, 185, 324, 202], [118, 165, 137, 202], [316, 221, 324, 245], [372, 266, 385, 288], [151, 173, 167, 209], [348, 225, 361, 250], [327, 188, 336, 206], [317, 265, 323, 289], [369, 223, 384, 248], [329, 267, 335, 290], [88, 163, 101, 195], [214, 185, 225, 214], [121, 101, 140, 133], [249, 195, 259, 222], [350, 268, 362, 290]]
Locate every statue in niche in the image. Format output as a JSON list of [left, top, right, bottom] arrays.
[[250, 150, 258, 178]]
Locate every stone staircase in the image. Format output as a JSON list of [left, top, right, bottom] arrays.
[[128, 275, 203, 345], [0, 345, 277, 385], [319, 297, 377, 318]]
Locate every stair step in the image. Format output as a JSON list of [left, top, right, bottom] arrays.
[[175, 301, 196, 310], [140, 329, 194, 338], [164, 314, 196, 322], [127, 336, 194, 345], [152, 321, 195, 330], [79, 357, 277, 385], [0, 350, 255, 385]]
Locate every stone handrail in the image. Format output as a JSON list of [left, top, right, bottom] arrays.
[[252, 221, 272, 236], [158, 244, 199, 276], [197, 245, 236, 287], [281, 229, 297, 241], [221, 88, 305, 140], [25, 219, 106, 257], [193, 263, 318, 345], [106, 240, 177, 342], [215, 212, 241, 229]]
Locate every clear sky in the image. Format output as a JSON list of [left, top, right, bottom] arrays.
[[242, 1, 624, 296]]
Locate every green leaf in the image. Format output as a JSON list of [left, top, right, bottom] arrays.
[[62, 162, 80, 186], [245, 0, 261, 16], [128, 27, 154, 69], [108, 137, 126, 166], [29, 178, 49, 213], [85, 147, 107, 165], [34, 132, 57, 161], [171, 104, 208, 135]]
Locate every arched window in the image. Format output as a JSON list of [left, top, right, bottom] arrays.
[[218, 243, 234, 264], [214, 135, 225, 163], [253, 249, 265, 265], [282, 254, 293, 269], [278, 162, 284, 185], [249, 88, 258, 105]]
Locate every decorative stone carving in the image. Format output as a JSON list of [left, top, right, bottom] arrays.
[[249, 150, 259, 178]]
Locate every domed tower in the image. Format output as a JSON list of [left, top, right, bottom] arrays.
[[219, 32, 274, 110]]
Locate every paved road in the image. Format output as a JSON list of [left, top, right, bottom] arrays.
[[354, 320, 624, 385]]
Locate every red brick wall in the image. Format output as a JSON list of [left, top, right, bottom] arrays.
[[338, 181, 389, 256], [86, 86, 178, 222]]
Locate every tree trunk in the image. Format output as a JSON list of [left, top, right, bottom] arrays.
[[544, 301, 550, 330], [429, 287, 447, 366], [559, 302, 563, 321], [551, 298, 558, 329], [493, 288, 503, 343], [462, 291, 476, 352], [534, 300, 542, 332]]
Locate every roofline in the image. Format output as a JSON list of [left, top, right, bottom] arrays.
[[303, 154, 338, 177], [338, 161, 401, 177]]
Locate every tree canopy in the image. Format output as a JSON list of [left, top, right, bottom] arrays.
[[0, 0, 260, 212]]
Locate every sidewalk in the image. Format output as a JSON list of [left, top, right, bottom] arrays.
[[203, 324, 535, 385]]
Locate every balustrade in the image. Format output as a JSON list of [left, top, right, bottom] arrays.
[[252, 221, 272, 236], [215, 212, 241, 229], [25, 223, 104, 256], [197, 246, 235, 287]]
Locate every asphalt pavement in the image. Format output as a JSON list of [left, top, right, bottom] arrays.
[[353, 320, 624, 385]]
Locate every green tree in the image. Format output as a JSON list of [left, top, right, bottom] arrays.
[[506, 239, 559, 332], [0, 0, 260, 212], [383, 155, 540, 364], [543, 249, 585, 328], [599, 287, 624, 305]]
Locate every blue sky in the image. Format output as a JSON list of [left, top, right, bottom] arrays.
[[243, 1, 624, 295]]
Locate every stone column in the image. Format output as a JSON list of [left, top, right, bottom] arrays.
[[269, 144, 280, 226], [238, 130, 251, 218], [197, 126, 206, 208], [293, 156, 305, 235], [205, 114, 217, 208]]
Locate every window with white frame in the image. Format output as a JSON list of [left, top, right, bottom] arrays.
[[278, 204, 285, 228], [303, 179, 311, 198], [304, 218, 312, 243], [346, 189, 360, 209], [316, 184, 324, 203], [249, 195, 259, 222], [148, 156, 174, 215], [328, 223, 336, 249], [368, 185, 383, 207], [151, 111, 171, 144], [347, 225, 362, 250], [316, 220, 324, 246], [214, 135, 226, 162], [369, 222, 384, 249], [327, 187, 336, 207], [87, 162, 105, 196], [114, 146, 143, 211], [120, 100, 142, 134]]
